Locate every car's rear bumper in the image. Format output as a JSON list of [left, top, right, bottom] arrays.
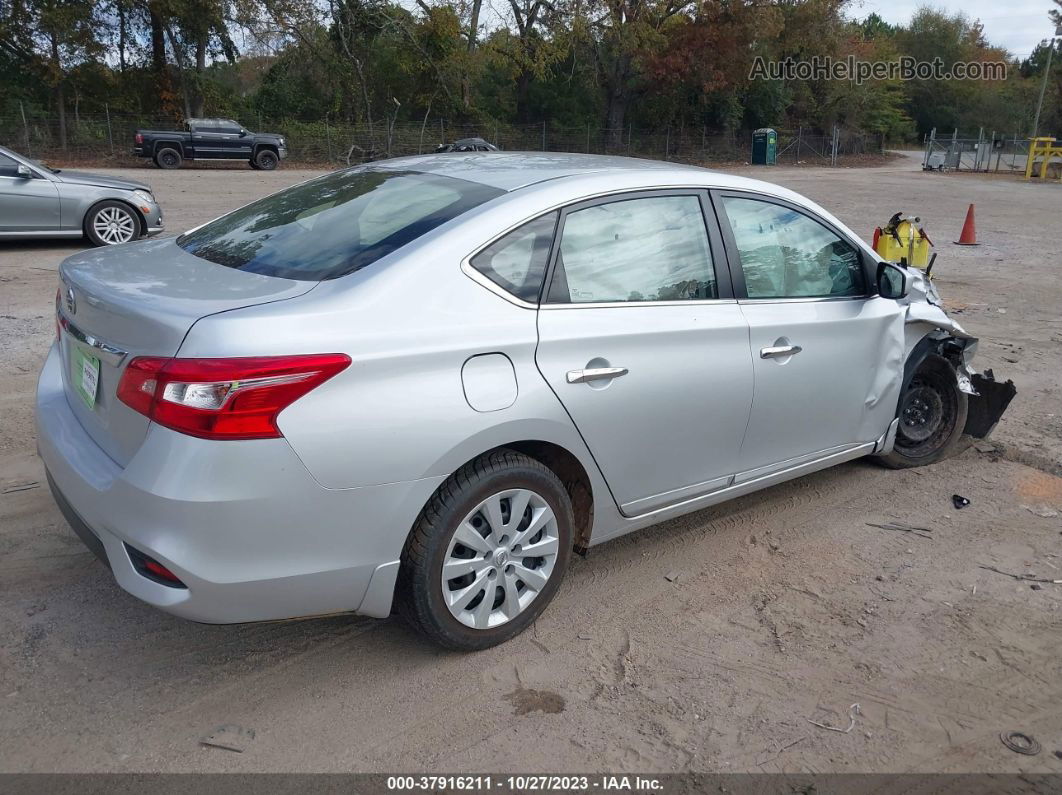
[[35, 342, 443, 624]]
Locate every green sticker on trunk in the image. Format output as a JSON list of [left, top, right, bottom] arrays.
[[71, 347, 100, 409]]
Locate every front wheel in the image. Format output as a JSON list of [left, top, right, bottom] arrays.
[[84, 201, 140, 246], [879, 354, 968, 468], [397, 450, 574, 650], [254, 149, 279, 170]]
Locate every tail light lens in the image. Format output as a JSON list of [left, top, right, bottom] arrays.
[[135, 133, 143, 144], [117, 354, 350, 440]]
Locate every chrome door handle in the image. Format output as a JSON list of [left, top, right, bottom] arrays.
[[760, 345, 802, 359], [566, 367, 629, 384]]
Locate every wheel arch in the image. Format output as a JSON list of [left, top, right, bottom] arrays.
[[82, 197, 145, 240], [152, 140, 183, 156]]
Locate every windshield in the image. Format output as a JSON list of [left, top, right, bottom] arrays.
[[176, 169, 503, 281]]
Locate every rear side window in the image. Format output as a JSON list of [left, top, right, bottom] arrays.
[[547, 195, 717, 303], [721, 197, 866, 299], [177, 170, 503, 281], [470, 213, 557, 303]]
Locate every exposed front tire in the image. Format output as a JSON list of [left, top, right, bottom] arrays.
[[84, 201, 141, 246], [254, 149, 279, 170], [879, 354, 969, 468], [249, 159, 262, 170], [155, 147, 183, 169], [397, 449, 574, 650]]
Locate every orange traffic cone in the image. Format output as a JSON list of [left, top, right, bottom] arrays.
[[954, 204, 980, 246]]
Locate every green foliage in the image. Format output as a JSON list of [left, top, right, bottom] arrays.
[[0, 0, 1055, 145]]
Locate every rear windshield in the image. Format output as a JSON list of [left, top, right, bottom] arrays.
[[176, 169, 503, 280]]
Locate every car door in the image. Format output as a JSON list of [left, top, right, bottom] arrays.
[[534, 191, 754, 516], [190, 123, 224, 159], [713, 191, 904, 480], [0, 154, 59, 232], [218, 122, 251, 159]]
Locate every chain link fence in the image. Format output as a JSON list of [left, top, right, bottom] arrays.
[[921, 129, 1036, 173], [0, 109, 885, 168]]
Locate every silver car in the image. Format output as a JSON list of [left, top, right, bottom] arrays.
[[0, 145, 164, 246], [36, 153, 1012, 649]]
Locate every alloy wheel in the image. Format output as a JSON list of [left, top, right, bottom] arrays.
[[92, 206, 137, 245], [440, 488, 560, 630]]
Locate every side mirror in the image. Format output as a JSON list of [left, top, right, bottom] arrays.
[[877, 261, 908, 299], [16, 164, 32, 179], [240, 130, 249, 137]]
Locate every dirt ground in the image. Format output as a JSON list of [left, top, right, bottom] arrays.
[[0, 152, 1060, 775]]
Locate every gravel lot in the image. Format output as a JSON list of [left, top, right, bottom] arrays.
[[1, 153, 1060, 774]]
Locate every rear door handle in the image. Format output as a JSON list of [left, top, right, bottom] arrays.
[[760, 345, 802, 359], [566, 367, 629, 384]]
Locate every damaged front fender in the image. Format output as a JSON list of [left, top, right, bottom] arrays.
[[965, 371, 1018, 438], [898, 268, 1016, 441]]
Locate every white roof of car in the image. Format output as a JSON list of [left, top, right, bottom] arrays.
[[376, 151, 782, 195]]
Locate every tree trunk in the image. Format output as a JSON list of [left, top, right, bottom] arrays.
[[462, 0, 483, 109], [604, 54, 632, 148], [51, 33, 67, 151], [193, 34, 207, 117], [118, 3, 128, 73], [164, 24, 194, 120], [515, 70, 532, 123], [148, 2, 175, 115]]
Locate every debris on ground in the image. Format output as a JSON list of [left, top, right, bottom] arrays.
[[200, 724, 256, 753], [664, 571, 680, 583], [978, 565, 1062, 584], [866, 521, 933, 540], [952, 494, 971, 509], [974, 441, 998, 453], [1024, 505, 1059, 518], [1, 482, 39, 494], [999, 731, 1041, 756], [505, 688, 566, 716], [807, 703, 861, 733]]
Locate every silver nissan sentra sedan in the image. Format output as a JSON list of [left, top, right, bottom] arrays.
[[37, 153, 1013, 649]]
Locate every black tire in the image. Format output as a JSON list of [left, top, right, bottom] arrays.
[[254, 149, 279, 170], [155, 147, 182, 169], [397, 449, 574, 650], [84, 200, 141, 246], [879, 354, 969, 469], [249, 159, 262, 170]]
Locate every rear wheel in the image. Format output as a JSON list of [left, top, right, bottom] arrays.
[[397, 450, 574, 650], [84, 201, 140, 246], [879, 354, 968, 468], [254, 149, 279, 170], [155, 147, 182, 169]]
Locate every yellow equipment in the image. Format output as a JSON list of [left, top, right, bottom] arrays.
[[1025, 137, 1062, 181], [873, 212, 933, 269]]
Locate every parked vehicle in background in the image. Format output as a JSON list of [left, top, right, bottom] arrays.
[[133, 118, 287, 170], [37, 153, 1014, 651], [0, 145, 163, 246], [435, 137, 499, 153]]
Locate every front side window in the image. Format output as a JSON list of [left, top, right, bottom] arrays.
[[0, 153, 19, 178], [548, 195, 717, 304], [721, 197, 866, 299], [470, 212, 557, 303], [177, 169, 503, 281]]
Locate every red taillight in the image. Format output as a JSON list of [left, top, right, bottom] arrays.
[[117, 354, 350, 440], [135, 133, 143, 144]]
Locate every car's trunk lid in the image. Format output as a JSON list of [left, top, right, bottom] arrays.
[[58, 238, 316, 466]]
